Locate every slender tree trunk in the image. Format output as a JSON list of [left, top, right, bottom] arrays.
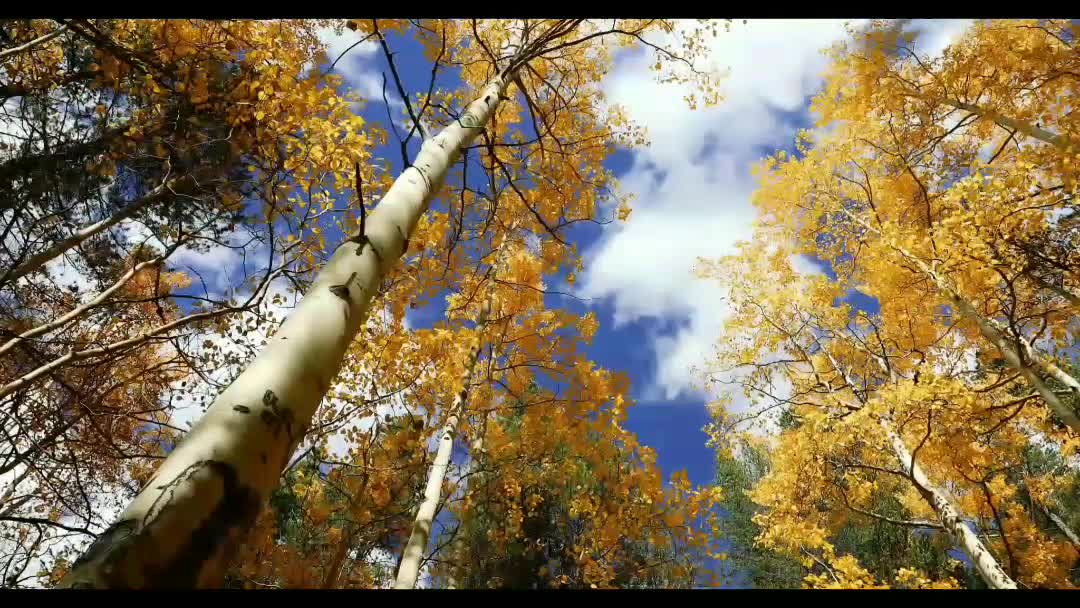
[[1038, 502, 1080, 550], [0, 466, 32, 512], [446, 434, 484, 590], [1026, 272, 1080, 311], [846, 210, 1080, 432], [881, 420, 1018, 589], [943, 99, 1080, 151], [816, 344, 1016, 589], [0, 174, 196, 286], [0, 24, 68, 61], [0, 124, 130, 193], [320, 526, 355, 589], [393, 294, 492, 589], [57, 67, 516, 589], [0, 254, 166, 358], [931, 271, 1080, 433]]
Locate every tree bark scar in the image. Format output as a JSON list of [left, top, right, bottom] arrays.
[[64, 518, 138, 586], [329, 272, 358, 303], [162, 460, 261, 587], [60, 460, 261, 588], [259, 389, 295, 443]]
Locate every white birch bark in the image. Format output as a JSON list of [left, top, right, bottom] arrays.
[[445, 433, 483, 590], [816, 347, 1017, 589], [0, 254, 165, 359], [1, 173, 195, 286], [1038, 502, 1080, 550], [393, 294, 491, 589], [845, 210, 1080, 433], [0, 24, 67, 61], [913, 258, 1080, 433], [943, 99, 1080, 151], [58, 68, 516, 589], [881, 420, 1018, 589]]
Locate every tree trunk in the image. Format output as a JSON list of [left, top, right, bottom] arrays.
[[393, 293, 492, 589], [445, 434, 483, 590], [816, 343, 1017, 589], [1039, 502, 1080, 550], [943, 99, 1080, 151], [0, 24, 68, 61], [846, 210, 1080, 433], [0, 174, 195, 286], [937, 277, 1080, 433], [881, 420, 1018, 589], [1026, 272, 1080, 311], [0, 124, 130, 197], [0, 466, 32, 512], [57, 67, 516, 589], [320, 526, 355, 589], [0, 253, 166, 358]]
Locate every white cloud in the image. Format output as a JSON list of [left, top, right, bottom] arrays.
[[581, 19, 978, 402], [905, 19, 975, 60], [317, 26, 378, 79], [316, 26, 418, 134], [581, 20, 869, 402]]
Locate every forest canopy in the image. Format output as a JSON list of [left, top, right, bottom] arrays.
[[0, 18, 1076, 589]]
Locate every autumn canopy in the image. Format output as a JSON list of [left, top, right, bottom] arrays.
[[0, 18, 1077, 589]]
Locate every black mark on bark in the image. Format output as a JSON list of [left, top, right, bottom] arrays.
[[60, 460, 261, 588], [259, 389, 295, 443]]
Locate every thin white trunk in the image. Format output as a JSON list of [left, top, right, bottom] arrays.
[[944, 99, 1080, 151], [0, 271, 280, 401], [0, 24, 68, 61], [882, 420, 1018, 589], [58, 68, 515, 589], [445, 433, 484, 590], [1039, 502, 1080, 550], [816, 345, 1017, 589], [0, 466, 31, 511], [927, 267, 1080, 433], [0, 254, 164, 359], [1, 174, 193, 285], [393, 297, 491, 590], [846, 210, 1080, 432]]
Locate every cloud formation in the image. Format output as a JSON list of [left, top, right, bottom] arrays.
[[579, 19, 973, 403]]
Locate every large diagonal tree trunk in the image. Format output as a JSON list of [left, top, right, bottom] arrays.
[[58, 66, 517, 588]]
